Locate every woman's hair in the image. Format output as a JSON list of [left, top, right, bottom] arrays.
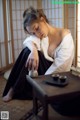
[[23, 7, 49, 32]]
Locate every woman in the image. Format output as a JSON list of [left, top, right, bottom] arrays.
[[3, 7, 78, 116]]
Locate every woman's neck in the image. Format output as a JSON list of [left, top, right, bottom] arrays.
[[47, 24, 62, 46], [47, 24, 56, 37]]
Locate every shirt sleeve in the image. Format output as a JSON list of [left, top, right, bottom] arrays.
[[45, 34, 74, 75], [23, 35, 41, 50]]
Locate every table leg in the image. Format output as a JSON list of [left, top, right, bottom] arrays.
[[42, 100, 48, 120], [33, 90, 38, 116]]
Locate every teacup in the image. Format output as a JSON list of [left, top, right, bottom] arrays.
[[52, 74, 59, 81], [59, 76, 67, 83]]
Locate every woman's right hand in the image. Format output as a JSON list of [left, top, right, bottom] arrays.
[[25, 48, 39, 71]]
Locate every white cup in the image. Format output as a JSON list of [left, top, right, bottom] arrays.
[[29, 70, 38, 77]]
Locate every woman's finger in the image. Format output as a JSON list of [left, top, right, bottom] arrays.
[[28, 59, 32, 71], [36, 59, 39, 70], [32, 60, 36, 71]]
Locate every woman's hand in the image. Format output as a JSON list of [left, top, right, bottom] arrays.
[[25, 48, 39, 71]]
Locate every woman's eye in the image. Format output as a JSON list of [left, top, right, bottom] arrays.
[[33, 32, 35, 35]]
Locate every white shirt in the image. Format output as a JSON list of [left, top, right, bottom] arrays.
[[23, 33, 74, 75]]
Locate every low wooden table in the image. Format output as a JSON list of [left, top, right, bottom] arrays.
[[26, 72, 80, 120]]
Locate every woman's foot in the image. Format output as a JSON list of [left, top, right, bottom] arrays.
[[3, 88, 13, 102]]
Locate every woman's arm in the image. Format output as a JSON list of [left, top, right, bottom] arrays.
[[25, 45, 39, 71], [23, 36, 40, 71], [45, 34, 74, 75], [23, 35, 41, 50]]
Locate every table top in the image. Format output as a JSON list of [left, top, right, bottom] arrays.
[[26, 72, 80, 100]]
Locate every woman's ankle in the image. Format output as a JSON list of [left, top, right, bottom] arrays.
[[2, 88, 13, 102], [7, 88, 13, 96]]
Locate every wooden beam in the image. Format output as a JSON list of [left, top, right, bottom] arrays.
[[63, 4, 68, 28], [3, 0, 9, 65], [9, 0, 15, 63], [75, 4, 78, 67], [37, 0, 42, 9]]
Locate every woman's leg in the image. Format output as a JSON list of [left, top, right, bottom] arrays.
[[2, 47, 31, 101], [11, 51, 53, 100], [2, 88, 13, 102], [2, 50, 53, 101]]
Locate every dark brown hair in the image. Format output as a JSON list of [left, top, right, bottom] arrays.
[[23, 7, 49, 32]]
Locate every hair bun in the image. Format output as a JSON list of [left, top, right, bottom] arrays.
[[23, 7, 37, 18], [23, 7, 49, 32]]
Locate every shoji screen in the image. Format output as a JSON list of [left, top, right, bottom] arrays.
[[12, 0, 37, 61], [42, 0, 63, 28]]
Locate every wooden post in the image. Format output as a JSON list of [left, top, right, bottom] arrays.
[[9, 0, 15, 63], [63, 4, 68, 28], [3, 0, 9, 65], [37, 0, 42, 9], [75, 4, 78, 67]]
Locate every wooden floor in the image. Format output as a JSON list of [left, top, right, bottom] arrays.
[[0, 74, 80, 120]]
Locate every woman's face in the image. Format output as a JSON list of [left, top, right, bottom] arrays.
[[26, 19, 49, 39]]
